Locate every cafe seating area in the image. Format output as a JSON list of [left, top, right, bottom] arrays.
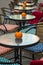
[[0, 0, 43, 65]]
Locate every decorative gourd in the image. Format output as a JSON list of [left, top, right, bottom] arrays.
[[15, 32, 22, 39], [21, 12, 26, 17], [22, 3, 26, 8]]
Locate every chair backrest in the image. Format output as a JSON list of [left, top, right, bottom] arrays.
[[8, 3, 14, 10], [39, 3, 43, 12], [36, 22, 43, 43], [33, 0, 38, 5], [13, 0, 19, 4], [32, 11, 42, 19], [1, 7, 11, 17], [0, 15, 4, 24], [1, 7, 6, 16]]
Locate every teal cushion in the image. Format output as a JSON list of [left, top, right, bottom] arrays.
[[20, 26, 36, 34], [0, 57, 20, 65]]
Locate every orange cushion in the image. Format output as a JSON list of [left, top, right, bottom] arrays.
[[0, 46, 13, 55]]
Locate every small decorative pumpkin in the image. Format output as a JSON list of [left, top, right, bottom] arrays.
[[21, 12, 26, 17], [22, 3, 26, 8], [15, 32, 22, 39]]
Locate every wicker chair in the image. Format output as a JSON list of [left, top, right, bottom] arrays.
[[0, 14, 19, 33], [1, 7, 12, 23], [33, 0, 38, 5], [9, 1, 14, 10], [0, 14, 19, 57]]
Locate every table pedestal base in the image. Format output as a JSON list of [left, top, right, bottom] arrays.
[[14, 48, 22, 65]]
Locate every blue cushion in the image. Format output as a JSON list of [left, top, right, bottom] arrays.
[[0, 57, 20, 65], [24, 43, 43, 52]]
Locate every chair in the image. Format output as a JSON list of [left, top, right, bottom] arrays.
[[39, 3, 43, 12], [22, 22, 43, 60], [33, 0, 38, 5], [9, 1, 14, 10], [0, 30, 14, 57], [0, 57, 20, 65], [0, 14, 19, 57], [0, 14, 19, 33], [1, 7, 11, 23], [30, 60, 43, 65], [13, 0, 19, 5]]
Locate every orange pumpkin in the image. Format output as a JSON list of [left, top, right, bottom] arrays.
[[22, 3, 26, 8], [15, 32, 22, 39], [21, 12, 26, 17]]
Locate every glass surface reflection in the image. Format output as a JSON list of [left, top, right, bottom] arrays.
[[15, 38, 22, 44]]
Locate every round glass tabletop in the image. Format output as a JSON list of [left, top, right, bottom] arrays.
[[0, 33, 40, 48], [17, 2, 34, 6], [14, 6, 36, 11], [8, 14, 35, 21]]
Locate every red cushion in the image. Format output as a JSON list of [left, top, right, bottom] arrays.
[[29, 11, 42, 24], [30, 60, 43, 65]]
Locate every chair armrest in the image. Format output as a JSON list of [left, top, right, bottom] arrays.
[[1, 7, 12, 14], [20, 24, 36, 33]]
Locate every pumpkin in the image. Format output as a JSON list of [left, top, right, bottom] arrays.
[[15, 32, 22, 39], [22, 3, 26, 8], [21, 12, 26, 17]]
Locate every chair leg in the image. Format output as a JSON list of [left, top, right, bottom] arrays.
[[32, 54, 35, 60]]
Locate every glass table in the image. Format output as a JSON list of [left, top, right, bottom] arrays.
[[0, 33, 40, 65], [14, 6, 36, 11], [8, 14, 35, 29], [17, 2, 34, 7]]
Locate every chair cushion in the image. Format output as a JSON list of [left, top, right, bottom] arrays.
[[5, 24, 19, 32], [0, 46, 13, 55], [24, 43, 43, 52], [29, 11, 42, 24], [30, 60, 43, 65], [0, 57, 20, 65], [0, 24, 19, 32]]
